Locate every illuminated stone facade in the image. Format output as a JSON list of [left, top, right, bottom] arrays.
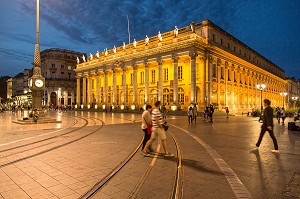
[[41, 48, 86, 107], [75, 20, 288, 112]]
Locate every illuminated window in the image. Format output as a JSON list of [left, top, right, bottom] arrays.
[[140, 71, 144, 84], [178, 66, 183, 80], [178, 87, 184, 104], [212, 64, 217, 78], [221, 67, 224, 80], [130, 73, 133, 85], [163, 68, 169, 81], [151, 70, 156, 83]]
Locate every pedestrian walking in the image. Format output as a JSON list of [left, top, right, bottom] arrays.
[[225, 107, 229, 118], [255, 99, 279, 153], [209, 104, 214, 122], [141, 105, 153, 152], [204, 106, 209, 122], [281, 107, 286, 124], [32, 109, 39, 123], [192, 104, 198, 123], [188, 107, 193, 124], [275, 107, 281, 123], [142, 101, 174, 157]]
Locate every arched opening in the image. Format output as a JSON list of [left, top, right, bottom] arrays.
[[50, 92, 57, 107], [139, 90, 145, 105], [128, 90, 133, 105], [178, 87, 184, 105], [163, 88, 170, 105], [150, 89, 158, 105]]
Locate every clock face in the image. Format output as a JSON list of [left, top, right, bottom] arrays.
[[35, 79, 44, 87]]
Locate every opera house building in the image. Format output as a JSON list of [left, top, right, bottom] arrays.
[[75, 20, 287, 112]]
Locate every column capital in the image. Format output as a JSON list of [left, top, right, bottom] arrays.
[[132, 64, 138, 70], [156, 58, 163, 65], [172, 55, 179, 63], [189, 52, 198, 60], [144, 62, 150, 68]]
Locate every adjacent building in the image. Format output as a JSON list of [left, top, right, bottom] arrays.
[[74, 20, 290, 112], [40, 48, 86, 107]]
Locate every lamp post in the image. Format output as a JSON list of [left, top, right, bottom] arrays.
[[280, 92, 288, 108], [292, 96, 299, 109], [256, 83, 266, 113]]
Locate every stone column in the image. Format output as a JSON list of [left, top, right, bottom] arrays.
[[76, 77, 81, 106], [71, 91, 74, 106], [217, 63, 221, 110], [236, 68, 240, 110], [231, 67, 235, 109], [112, 69, 117, 104], [95, 74, 100, 104], [157, 59, 163, 101], [144, 63, 149, 103], [201, 57, 206, 108], [172, 56, 179, 105], [225, 64, 228, 107], [103, 71, 107, 105], [122, 67, 127, 105], [82, 76, 87, 107], [133, 65, 137, 105], [246, 71, 250, 109], [207, 56, 212, 105], [190, 52, 197, 103], [87, 76, 93, 105]]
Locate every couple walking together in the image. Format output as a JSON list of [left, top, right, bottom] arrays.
[[141, 101, 174, 157]]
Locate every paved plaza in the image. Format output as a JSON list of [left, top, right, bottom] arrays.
[[0, 110, 299, 199]]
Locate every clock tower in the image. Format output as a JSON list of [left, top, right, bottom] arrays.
[[28, 0, 45, 110]]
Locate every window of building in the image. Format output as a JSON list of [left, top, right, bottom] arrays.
[[212, 34, 216, 41], [52, 64, 55, 68], [220, 38, 223, 45], [240, 73, 243, 84], [151, 70, 156, 83], [228, 70, 231, 81], [227, 43, 230, 49], [130, 73, 133, 85], [234, 46, 236, 52], [68, 73, 71, 80], [212, 64, 217, 78], [178, 87, 184, 104], [234, 71, 237, 82], [178, 66, 183, 80], [221, 67, 224, 80], [163, 68, 169, 81], [140, 71, 145, 83], [68, 66, 72, 70], [244, 52, 246, 57], [239, 49, 241, 55], [61, 65, 64, 69]]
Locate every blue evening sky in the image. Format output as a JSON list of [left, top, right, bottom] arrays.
[[0, 0, 299, 79]]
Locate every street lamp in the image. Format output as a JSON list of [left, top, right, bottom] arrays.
[[280, 92, 288, 108], [256, 83, 266, 113], [292, 96, 299, 109]]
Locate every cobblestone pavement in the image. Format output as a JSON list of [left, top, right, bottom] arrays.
[[0, 110, 299, 199]]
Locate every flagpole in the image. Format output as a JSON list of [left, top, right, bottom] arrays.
[[127, 15, 130, 44]]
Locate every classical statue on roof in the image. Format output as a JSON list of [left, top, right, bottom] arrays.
[[113, 45, 117, 54], [82, 55, 86, 62], [123, 42, 126, 50], [89, 53, 93, 60], [96, 51, 100, 58], [145, 35, 149, 45], [133, 39, 137, 48], [174, 26, 178, 37], [104, 48, 108, 56], [158, 31, 162, 42], [76, 57, 80, 64]]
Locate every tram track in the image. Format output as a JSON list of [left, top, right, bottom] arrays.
[[0, 116, 105, 168], [79, 126, 183, 199]]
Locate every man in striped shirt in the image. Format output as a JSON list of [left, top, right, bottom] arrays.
[[142, 101, 174, 157]]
